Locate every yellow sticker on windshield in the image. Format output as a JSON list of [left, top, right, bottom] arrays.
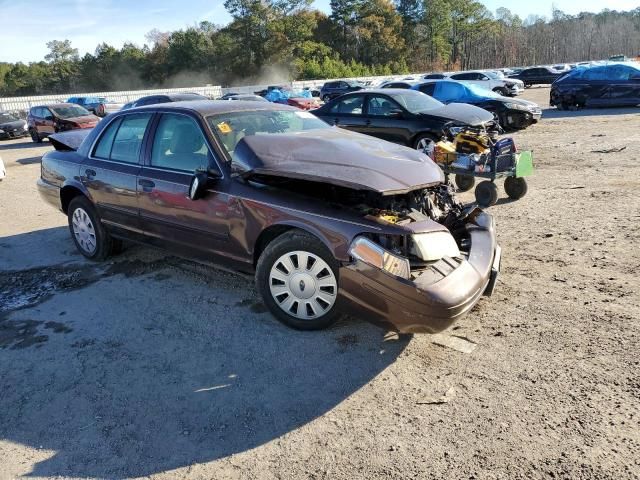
[[217, 122, 232, 134]]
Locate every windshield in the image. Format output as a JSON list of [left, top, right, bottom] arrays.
[[389, 91, 443, 113], [0, 113, 19, 123], [465, 83, 502, 99], [348, 81, 364, 87], [485, 71, 504, 80], [51, 105, 92, 119], [208, 109, 330, 159]]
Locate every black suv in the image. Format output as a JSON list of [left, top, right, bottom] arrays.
[[319, 81, 364, 102], [121, 93, 207, 110]]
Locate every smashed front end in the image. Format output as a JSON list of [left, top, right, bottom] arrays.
[[338, 183, 501, 333]]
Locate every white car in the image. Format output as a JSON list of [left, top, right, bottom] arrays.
[[447, 70, 524, 97], [0, 155, 5, 181]]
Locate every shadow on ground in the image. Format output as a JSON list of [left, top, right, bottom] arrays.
[[542, 105, 640, 119], [0, 139, 50, 151], [0, 228, 410, 478]]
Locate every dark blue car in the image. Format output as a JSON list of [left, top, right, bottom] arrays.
[[550, 63, 640, 109], [413, 80, 541, 130]]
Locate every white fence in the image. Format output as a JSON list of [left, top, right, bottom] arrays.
[[0, 85, 223, 114]]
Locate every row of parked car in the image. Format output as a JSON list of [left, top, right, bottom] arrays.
[[5, 61, 639, 146]]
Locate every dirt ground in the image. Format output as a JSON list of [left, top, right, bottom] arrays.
[[0, 87, 638, 480]]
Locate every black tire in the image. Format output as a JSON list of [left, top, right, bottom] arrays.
[[29, 129, 42, 143], [493, 87, 508, 96], [504, 177, 528, 200], [67, 196, 115, 261], [455, 174, 475, 192], [322, 95, 331, 103], [413, 133, 437, 152], [475, 181, 499, 207], [256, 230, 341, 331]]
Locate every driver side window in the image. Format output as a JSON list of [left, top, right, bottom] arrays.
[[367, 96, 400, 116], [151, 114, 212, 173], [329, 95, 364, 115]]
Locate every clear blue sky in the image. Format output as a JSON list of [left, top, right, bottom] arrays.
[[0, 0, 637, 63]]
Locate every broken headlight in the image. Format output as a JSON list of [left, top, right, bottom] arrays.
[[504, 102, 530, 111], [349, 236, 410, 280], [410, 232, 460, 262]]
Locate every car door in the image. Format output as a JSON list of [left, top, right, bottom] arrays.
[[581, 67, 611, 106], [606, 65, 640, 106], [361, 94, 410, 144], [82, 112, 152, 232], [137, 112, 232, 257], [40, 107, 56, 136], [324, 94, 368, 132]]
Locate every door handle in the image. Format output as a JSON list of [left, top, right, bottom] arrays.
[[365, 120, 371, 126], [334, 118, 340, 125], [85, 169, 96, 178], [138, 179, 155, 191]]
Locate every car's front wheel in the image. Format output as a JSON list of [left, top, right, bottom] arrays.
[[414, 133, 437, 153], [67, 196, 117, 261], [256, 230, 341, 330], [29, 129, 42, 143]]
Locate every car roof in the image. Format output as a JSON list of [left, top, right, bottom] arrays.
[[131, 99, 300, 115], [32, 103, 74, 109]]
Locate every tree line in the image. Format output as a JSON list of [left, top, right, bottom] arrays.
[[1, 0, 639, 97]]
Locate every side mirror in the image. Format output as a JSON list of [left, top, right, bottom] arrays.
[[388, 109, 404, 118], [188, 169, 221, 201], [45, 115, 54, 121]]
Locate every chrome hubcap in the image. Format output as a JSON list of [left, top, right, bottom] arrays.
[[72, 207, 97, 254], [269, 251, 337, 320], [416, 137, 434, 153]]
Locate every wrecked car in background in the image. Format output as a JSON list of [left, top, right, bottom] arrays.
[[263, 87, 322, 110], [414, 80, 541, 130], [550, 63, 640, 109], [27, 103, 100, 143], [312, 89, 498, 151], [37, 101, 500, 334]]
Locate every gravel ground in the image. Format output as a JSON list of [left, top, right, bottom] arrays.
[[0, 88, 638, 479]]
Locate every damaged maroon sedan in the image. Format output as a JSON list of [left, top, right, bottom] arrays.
[[37, 101, 500, 333]]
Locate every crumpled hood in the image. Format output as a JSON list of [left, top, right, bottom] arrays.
[[233, 127, 444, 195], [496, 96, 539, 109], [423, 103, 494, 126], [65, 115, 100, 125]]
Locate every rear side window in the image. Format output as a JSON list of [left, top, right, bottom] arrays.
[[583, 67, 608, 81], [150, 114, 210, 172], [93, 113, 151, 163], [435, 82, 465, 102]]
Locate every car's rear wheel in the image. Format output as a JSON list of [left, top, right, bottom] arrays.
[[67, 196, 117, 261], [256, 230, 341, 330], [493, 87, 508, 96], [322, 95, 331, 102], [29, 129, 42, 143]]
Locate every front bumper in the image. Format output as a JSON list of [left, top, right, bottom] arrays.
[[339, 211, 500, 333], [0, 128, 29, 140], [506, 84, 523, 96]]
